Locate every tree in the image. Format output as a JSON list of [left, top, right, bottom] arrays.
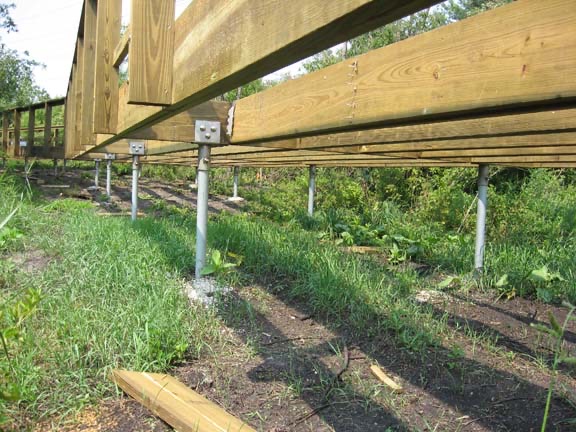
[[0, 2, 48, 110]]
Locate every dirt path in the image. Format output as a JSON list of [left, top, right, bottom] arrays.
[[25, 168, 576, 431]]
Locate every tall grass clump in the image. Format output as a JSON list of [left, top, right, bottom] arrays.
[[0, 174, 218, 426]]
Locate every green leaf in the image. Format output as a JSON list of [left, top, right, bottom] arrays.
[[438, 276, 457, 289], [530, 323, 556, 336], [200, 265, 216, 276], [530, 266, 551, 282], [495, 274, 509, 287], [548, 311, 562, 334], [559, 356, 576, 366]]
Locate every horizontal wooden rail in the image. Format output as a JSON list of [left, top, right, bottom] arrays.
[[230, 0, 576, 143]]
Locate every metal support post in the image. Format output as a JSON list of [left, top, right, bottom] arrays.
[[474, 164, 490, 272], [53, 159, 58, 177], [195, 144, 211, 279], [233, 166, 239, 198], [128, 141, 145, 222], [308, 165, 316, 216], [106, 160, 112, 197], [131, 155, 139, 221], [94, 159, 100, 188], [62, 158, 67, 173]]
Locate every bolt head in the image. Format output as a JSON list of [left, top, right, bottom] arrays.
[[205, 133, 211, 139], [210, 126, 217, 132], [199, 125, 206, 132]]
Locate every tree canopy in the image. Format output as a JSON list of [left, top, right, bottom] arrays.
[[0, 2, 48, 111]]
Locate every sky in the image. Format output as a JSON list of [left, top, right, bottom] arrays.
[[1, 0, 302, 99]]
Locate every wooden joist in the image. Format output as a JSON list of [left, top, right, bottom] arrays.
[[112, 370, 256, 432], [94, 0, 121, 134], [86, 0, 441, 152], [230, 0, 576, 143], [128, 0, 175, 105]]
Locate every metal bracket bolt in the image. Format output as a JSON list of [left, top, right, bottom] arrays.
[[128, 140, 146, 155], [195, 120, 221, 144]]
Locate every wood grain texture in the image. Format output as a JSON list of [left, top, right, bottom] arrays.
[[231, 0, 576, 143], [74, 39, 85, 152], [245, 107, 576, 150], [26, 108, 35, 155], [43, 103, 52, 149], [80, 0, 98, 146], [13, 110, 20, 157], [89, 0, 440, 151], [112, 370, 256, 432], [1, 112, 8, 152], [94, 0, 121, 133], [112, 25, 129, 68], [128, 0, 175, 105]]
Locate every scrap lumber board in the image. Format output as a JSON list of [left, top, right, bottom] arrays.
[[111, 370, 256, 432], [370, 365, 403, 392]]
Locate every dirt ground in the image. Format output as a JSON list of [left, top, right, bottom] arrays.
[[20, 168, 576, 431]]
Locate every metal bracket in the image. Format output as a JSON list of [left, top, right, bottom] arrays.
[[19, 140, 27, 147], [195, 120, 221, 144], [128, 140, 146, 155], [104, 153, 116, 160]]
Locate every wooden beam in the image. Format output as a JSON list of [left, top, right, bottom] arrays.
[[2, 112, 8, 153], [94, 0, 122, 133], [74, 39, 85, 152], [43, 103, 52, 149], [128, 0, 175, 105], [80, 0, 98, 146], [112, 370, 256, 432], [230, 0, 576, 143], [245, 107, 576, 151], [13, 110, 20, 156], [27, 107, 35, 156], [87, 0, 441, 152], [112, 26, 130, 68]]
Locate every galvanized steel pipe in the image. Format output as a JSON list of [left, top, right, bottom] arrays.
[[308, 165, 316, 216], [131, 155, 139, 221], [474, 164, 490, 272], [195, 144, 211, 279]]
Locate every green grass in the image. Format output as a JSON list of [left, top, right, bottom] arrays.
[[0, 174, 219, 427]]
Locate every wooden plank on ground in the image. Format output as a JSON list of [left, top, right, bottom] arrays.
[[86, 0, 441, 152], [93, 0, 121, 134], [128, 0, 175, 105], [370, 365, 403, 392], [111, 370, 256, 432], [230, 0, 576, 143]]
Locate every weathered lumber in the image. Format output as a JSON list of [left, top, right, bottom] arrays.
[[112, 25, 129, 68], [94, 0, 121, 133], [230, 0, 576, 143], [112, 370, 256, 432], [87, 0, 441, 151], [370, 365, 403, 392], [43, 103, 52, 149], [245, 107, 576, 151], [80, 0, 98, 147], [26, 108, 35, 156], [1, 112, 8, 152], [128, 0, 175, 105]]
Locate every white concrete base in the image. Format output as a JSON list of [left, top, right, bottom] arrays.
[[185, 277, 231, 307], [226, 196, 245, 202]]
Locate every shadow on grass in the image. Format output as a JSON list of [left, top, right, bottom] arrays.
[[133, 211, 576, 431]]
